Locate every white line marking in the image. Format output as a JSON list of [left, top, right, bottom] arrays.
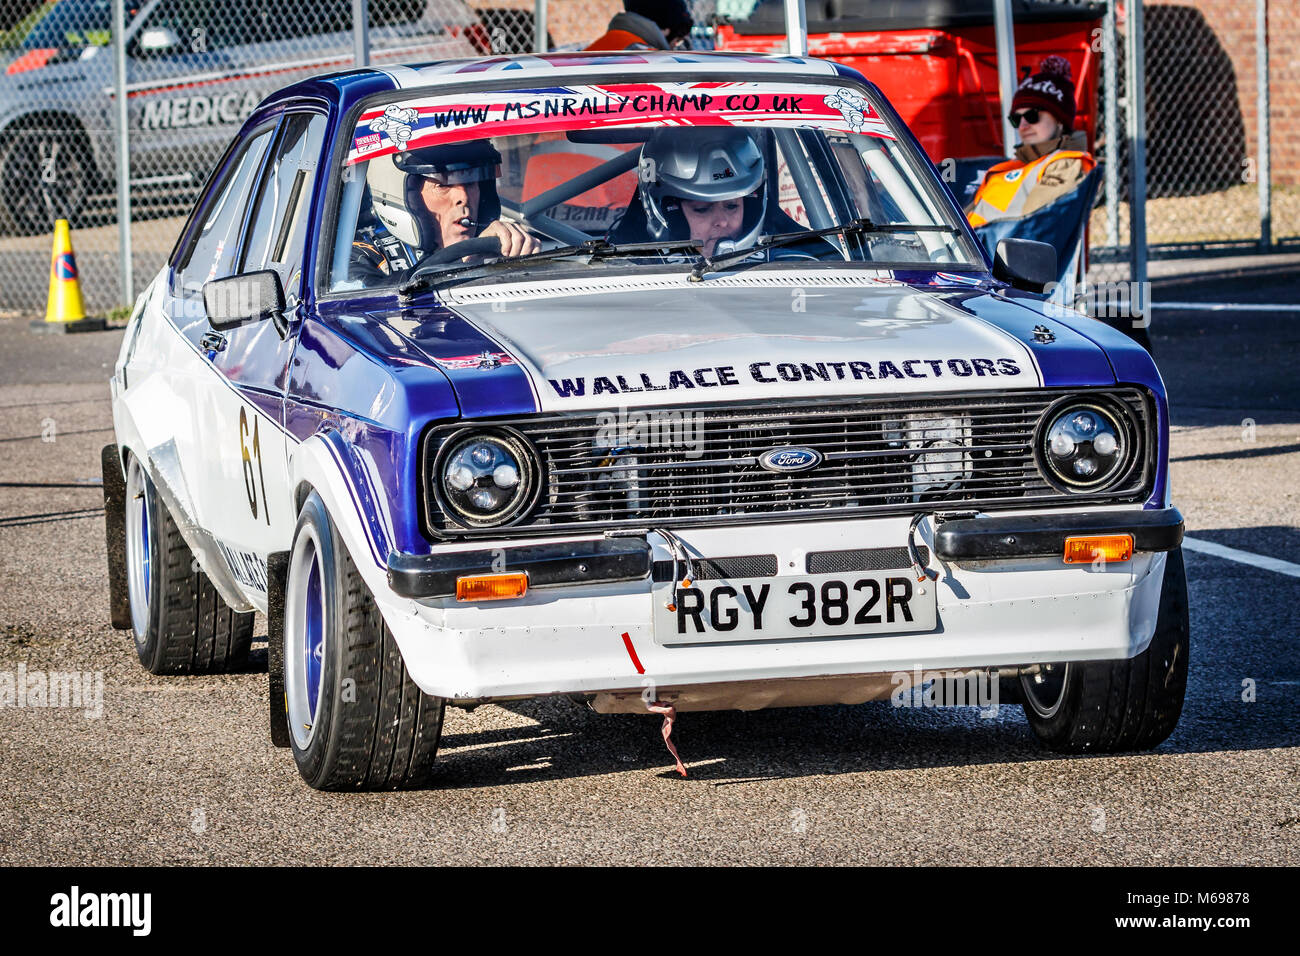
[[1152, 302, 1300, 311], [1182, 536, 1300, 579]]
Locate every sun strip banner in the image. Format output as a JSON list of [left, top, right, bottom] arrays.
[[346, 82, 895, 164]]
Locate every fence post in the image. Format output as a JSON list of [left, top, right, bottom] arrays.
[[784, 0, 807, 57], [353, 0, 369, 67], [1125, 0, 1148, 314], [1103, 0, 1119, 248], [1256, 0, 1270, 251], [113, 0, 131, 306], [534, 0, 548, 54], [993, 0, 1018, 160]]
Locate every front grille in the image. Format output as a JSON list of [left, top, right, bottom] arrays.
[[807, 546, 928, 574], [423, 389, 1153, 538], [652, 554, 779, 582]]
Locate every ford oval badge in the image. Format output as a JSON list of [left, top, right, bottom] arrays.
[[758, 446, 823, 473]]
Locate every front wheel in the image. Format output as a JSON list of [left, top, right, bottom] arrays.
[[283, 492, 445, 790], [1021, 548, 1189, 752]]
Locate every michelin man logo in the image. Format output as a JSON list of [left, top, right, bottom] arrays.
[[370, 105, 418, 148], [824, 89, 873, 133]]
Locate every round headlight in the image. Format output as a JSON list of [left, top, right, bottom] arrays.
[[434, 429, 538, 527], [1037, 400, 1136, 492]]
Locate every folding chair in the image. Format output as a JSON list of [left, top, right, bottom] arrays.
[[972, 166, 1102, 310]]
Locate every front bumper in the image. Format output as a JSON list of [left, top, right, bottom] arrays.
[[386, 507, 1184, 598], [373, 507, 1176, 702], [933, 507, 1183, 560], [387, 537, 652, 599]]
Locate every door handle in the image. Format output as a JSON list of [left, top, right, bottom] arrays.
[[199, 330, 228, 353]]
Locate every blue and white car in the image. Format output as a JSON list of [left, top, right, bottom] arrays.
[[103, 50, 1187, 790]]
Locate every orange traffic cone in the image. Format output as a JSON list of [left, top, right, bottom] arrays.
[[30, 219, 105, 333]]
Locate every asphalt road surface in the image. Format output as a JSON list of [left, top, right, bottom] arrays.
[[0, 270, 1296, 865]]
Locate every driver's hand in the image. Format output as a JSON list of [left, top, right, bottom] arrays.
[[480, 220, 539, 258]]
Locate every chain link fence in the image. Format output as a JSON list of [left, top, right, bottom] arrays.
[[0, 0, 571, 313], [0, 0, 1290, 315], [1087, 0, 1294, 265]]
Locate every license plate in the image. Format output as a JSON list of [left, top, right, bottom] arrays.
[[652, 571, 938, 645]]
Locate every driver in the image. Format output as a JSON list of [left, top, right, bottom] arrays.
[[632, 128, 834, 262], [352, 140, 538, 282], [638, 128, 766, 258]]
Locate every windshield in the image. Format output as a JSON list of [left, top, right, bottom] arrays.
[[327, 78, 981, 293]]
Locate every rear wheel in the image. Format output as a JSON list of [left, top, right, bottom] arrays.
[[283, 491, 444, 791], [124, 455, 253, 674], [1021, 548, 1189, 752], [0, 121, 94, 236]]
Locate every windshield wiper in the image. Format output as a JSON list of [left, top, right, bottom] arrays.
[[398, 238, 703, 296], [689, 218, 960, 280]]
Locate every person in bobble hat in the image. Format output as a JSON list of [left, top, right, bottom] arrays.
[[967, 56, 1096, 227]]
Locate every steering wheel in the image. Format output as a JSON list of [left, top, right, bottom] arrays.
[[409, 236, 503, 272]]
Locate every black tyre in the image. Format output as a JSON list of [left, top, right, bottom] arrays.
[[0, 120, 95, 236], [123, 455, 253, 674], [1021, 547, 1189, 752], [283, 491, 444, 791]]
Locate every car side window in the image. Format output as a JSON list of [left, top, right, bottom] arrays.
[[177, 125, 274, 297], [240, 112, 327, 303]]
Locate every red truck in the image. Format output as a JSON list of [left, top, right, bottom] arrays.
[[715, 0, 1104, 167]]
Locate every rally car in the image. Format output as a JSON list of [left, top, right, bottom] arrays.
[[102, 49, 1187, 791]]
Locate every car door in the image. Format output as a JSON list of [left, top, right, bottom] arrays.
[[158, 118, 272, 533], [188, 110, 328, 604]]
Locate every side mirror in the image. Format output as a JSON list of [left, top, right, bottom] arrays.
[[993, 238, 1057, 294], [203, 270, 285, 332], [133, 26, 182, 57]]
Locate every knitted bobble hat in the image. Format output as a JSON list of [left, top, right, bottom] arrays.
[[1011, 55, 1077, 133]]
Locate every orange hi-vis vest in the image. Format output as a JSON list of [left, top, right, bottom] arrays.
[[587, 29, 655, 51], [966, 148, 1096, 227]]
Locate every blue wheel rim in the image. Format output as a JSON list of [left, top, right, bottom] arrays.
[[304, 553, 324, 720], [140, 491, 151, 595], [125, 460, 153, 641]]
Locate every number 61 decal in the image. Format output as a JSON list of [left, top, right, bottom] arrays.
[[239, 406, 270, 525]]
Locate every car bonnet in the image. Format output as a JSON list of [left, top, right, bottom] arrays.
[[378, 272, 1118, 416]]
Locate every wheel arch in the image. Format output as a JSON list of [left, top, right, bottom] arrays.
[[289, 431, 399, 607]]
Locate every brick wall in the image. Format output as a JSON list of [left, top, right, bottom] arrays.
[[1148, 0, 1297, 186], [469, 0, 622, 49]]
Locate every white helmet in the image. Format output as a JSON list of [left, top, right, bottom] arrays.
[[365, 140, 502, 248], [638, 128, 766, 253]]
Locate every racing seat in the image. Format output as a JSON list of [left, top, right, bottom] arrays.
[[520, 137, 639, 236]]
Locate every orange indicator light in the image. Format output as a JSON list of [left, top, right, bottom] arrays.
[[455, 572, 528, 601], [1063, 534, 1134, 564]]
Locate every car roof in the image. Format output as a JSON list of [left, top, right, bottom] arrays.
[[261, 50, 867, 115]]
